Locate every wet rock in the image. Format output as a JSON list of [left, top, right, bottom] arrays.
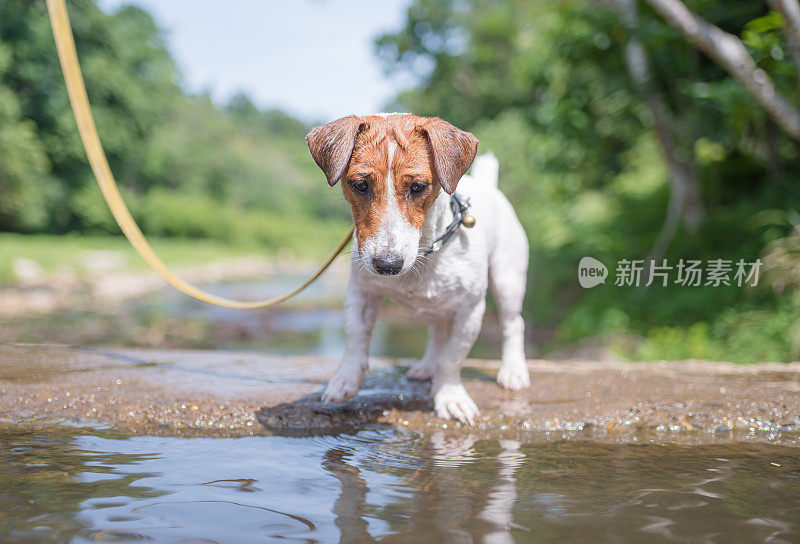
[[1, 345, 799, 444], [257, 369, 432, 430]]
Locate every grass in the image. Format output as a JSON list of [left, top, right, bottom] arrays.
[[0, 226, 352, 284]]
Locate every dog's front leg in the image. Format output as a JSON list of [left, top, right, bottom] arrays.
[[321, 282, 381, 403], [432, 297, 486, 424]]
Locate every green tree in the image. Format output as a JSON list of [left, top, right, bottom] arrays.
[[0, 40, 56, 231], [377, 0, 800, 361], [0, 0, 348, 246]]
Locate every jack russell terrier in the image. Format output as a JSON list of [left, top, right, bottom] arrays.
[[306, 113, 529, 424]]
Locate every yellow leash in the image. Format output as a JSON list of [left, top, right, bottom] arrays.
[[46, 0, 353, 309]]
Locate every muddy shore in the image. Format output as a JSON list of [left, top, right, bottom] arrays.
[[1, 344, 798, 445]]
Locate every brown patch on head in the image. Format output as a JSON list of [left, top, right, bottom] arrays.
[[306, 116, 365, 186], [341, 118, 391, 248], [389, 119, 442, 229], [306, 114, 478, 252], [415, 117, 479, 195]]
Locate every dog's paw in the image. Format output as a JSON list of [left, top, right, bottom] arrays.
[[433, 383, 480, 424], [321, 366, 365, 403], [497, 361, 531, 391], [407, 359, 436, 381]]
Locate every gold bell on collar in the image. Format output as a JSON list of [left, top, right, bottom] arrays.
[[461, 214, 476, 228]]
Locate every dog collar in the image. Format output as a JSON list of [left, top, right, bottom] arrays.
[[424, 193, 476, 255]]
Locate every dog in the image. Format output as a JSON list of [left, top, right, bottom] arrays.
[[306, 113, 529, 423]]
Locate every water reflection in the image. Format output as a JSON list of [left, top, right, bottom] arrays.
[[1, 425, 799, 543], [479, 440, 526, 544], [323, 449, 376, 543]]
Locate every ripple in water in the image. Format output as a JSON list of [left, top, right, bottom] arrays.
[[1, 425, 798, 543]]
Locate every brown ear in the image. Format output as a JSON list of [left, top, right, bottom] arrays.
[[417, 117, 479, 194], [306, 116, 366, 186]]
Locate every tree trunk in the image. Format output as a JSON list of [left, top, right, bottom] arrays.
[[769, 0, 800, 90], [615, 0, 704, 266], [644, 0, 800, 141]]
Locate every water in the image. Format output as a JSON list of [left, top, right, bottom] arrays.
[[4, 277, 800, 542], [4, 276, 510, 358], [2, 424, 799, 544], [129, 277, 508, 359]]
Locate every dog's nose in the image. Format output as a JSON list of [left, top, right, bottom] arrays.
[[372, 257, 403, 275]]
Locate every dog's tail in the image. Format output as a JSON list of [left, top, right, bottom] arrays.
[[471, 151, 499, 188]]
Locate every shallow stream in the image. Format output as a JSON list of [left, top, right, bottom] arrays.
[[2, 275, 799, 542], [3, 424, 799, 543]]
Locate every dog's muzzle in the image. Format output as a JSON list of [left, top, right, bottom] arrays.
[[372, 256, 403, 275]]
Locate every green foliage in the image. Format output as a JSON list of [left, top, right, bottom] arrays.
[[632, 322, 722, 361], [0, 41, 59, 231], [4, 0, 800, 362], [631, 303, 800, 363], [68, 184, 350, 256], [0, 232, 343, 284], [0, 0, 346, 237], [378, 0, 800, 362]]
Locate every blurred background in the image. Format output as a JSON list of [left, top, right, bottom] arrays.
[[1, 0, 800, 363]]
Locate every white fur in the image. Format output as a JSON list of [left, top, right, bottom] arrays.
[[322, 152, 531, 424], [354, 138, 420, 275]]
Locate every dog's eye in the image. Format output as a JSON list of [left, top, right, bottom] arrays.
[[409, 181, 428, 194], [351, 179, 369, 193]]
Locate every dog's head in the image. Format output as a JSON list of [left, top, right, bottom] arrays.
[[306, 113, 478, 276]]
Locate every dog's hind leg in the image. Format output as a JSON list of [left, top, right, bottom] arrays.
[[489, 209, 530, 391], [407, 319, 450, 381]]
